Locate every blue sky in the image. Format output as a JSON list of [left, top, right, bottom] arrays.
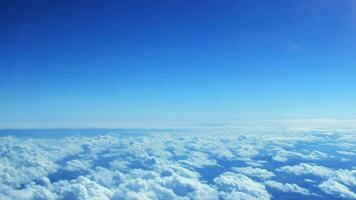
[[1, 0, 356, 128]]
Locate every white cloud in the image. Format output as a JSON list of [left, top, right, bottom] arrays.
[[112, 167, 219, 200], [272, 149, 329, 162], [177, 151, 218, 168], [231, 167, 274, 179], [0, 136, 85, 188], [277, 163, 333, 177], [213, 172, 270, 200], [0, 131, 354, 199], [265, 180, 312, 196], [279, 163, 356, 198], [337, 150, 356, 156], [112, 178, 178, 200], [109, 160, 131, 171], [53, 176, 113, 200], [332, 169, 356, 187], [319, 179, 356, 199], [64, 159, 93, 172], [304, 179, 315, 183], [278, 163, 356, 187], [1, 184, 56, 200]]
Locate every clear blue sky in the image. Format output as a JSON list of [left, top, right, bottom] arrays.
[[1, 0, 356, 128]]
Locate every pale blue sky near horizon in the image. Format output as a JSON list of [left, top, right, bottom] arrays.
[[1, 0, 356, 128]]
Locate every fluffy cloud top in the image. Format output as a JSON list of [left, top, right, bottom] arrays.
[[264, 180, 312, 196], [0, 131, 355, 200], [231, 167, 274, 179], [213, 172, 270, 200], [319, 179, 356, 199], [277, 163, 334, 177]]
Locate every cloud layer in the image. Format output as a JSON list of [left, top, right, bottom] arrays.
[[0, 131, 355, 199]]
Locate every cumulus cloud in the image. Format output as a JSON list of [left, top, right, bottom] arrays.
[[231, 167, 274, 179], [177, 151, 218, 168], [319, 179, 356, 199], [277, 163, 333, 177], [64, 159, 93, 172], [213, 172, 270, 200], [112, 168, 219, 200], [278, 163, 356, 187], [0, 131, 355, 199], [337, 150, 356, 156], [332, 169, 356, 187], [264, 180, 312, 196], [0, 136, 85, 188], [54, 176, 113, 200], [272, 149, 329, 162], [278, 163, 356, 198]]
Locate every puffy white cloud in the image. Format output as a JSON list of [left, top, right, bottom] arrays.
[[319, 179, 356, 199], [0, 131, 355, 199], [264, 180, 312, 196], [272, 149, 329, 162], [278, 163, 356, 198], [332, 169, 356, 187], [87, 167, 123, 188], [277, 163, 333, 177], [109, 160, 131, 171], [0, 136, 85, 188], [278, 163, 356, 187], [53, 176, 113, 200], [231, 167, 274, 179], [0, 184, 56, 200], [161, 175, 219, 199], [304, 179, 315, 183], [112, 178, 178, 200], [177, 151, 218, 168], [213, 172, 270, 200], [337, 150, 356, 156], [243, 159, 267, 167], [112, 167, 219, 200], [64, 159, 93, 172]]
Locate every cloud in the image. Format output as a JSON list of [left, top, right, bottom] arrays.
[[111, 167, 219, 200], [331, 169, 356, 187], [177, 151, 218, 168], [112, 178, 178, 200], [337, 150, 356, 156], [272, 149, 329, 162], [0, 131, 355, 199], [64, 159, 93, 172], [53, 176, 113, 200], [231, 167, 274, 179], [0, 136, 85, 188], [278, 163, 356, 187], [1, 184, 56, 200], [319, 179, 356, 199], [277, 163, 333, 177], [213, 172, 270, 200], [278, 163, 356, 197], [265, 180, 312, 196]]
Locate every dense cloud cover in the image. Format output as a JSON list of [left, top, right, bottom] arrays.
[[0, 131, 355, 199]]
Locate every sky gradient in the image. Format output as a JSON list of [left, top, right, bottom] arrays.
[[1, 0, 356, 128]]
